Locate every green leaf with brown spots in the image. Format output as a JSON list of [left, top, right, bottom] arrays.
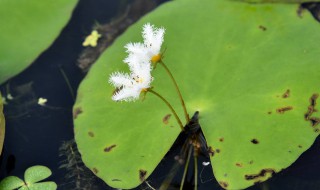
[[74, 0, 320, 189], [0, 0, 77, 84], [231, 0, 320, 3]]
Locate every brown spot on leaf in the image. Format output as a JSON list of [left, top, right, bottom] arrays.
[[298, 145, 302, 148], [139, 169, 147, 182], [245, 169, 276, 180], [104, 144, 117, 152], [282, 89, 290, 98], [249, 160, 254, 165], [310, 117, 320, 127], [236, 163, 243, 167], [276, 106, 293, 114], [251, 139, 259, 144], [216, 149, 221, 153], [219, 181, 229, 188], [314, 128, 319, 133], [88, 131, 94, 137], [92, 168, 98, 174], [162, 114, 171, 125], [219, 138, 224, 142], [208, 146, 215, 157], [267, 111, 272, 114], [73, 107, 83, 119], [258, 25, 267, 31]]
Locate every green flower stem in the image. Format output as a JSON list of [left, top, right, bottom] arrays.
[[148, 89, 184, 131], [159, 61, 190, 123], [180, 146, 192, 190], [194, 152, 198, 190]]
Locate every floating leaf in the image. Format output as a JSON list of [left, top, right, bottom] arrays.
[[24, 165, 52, 184], [231, 0, 320, 3], [0, 176, 25, 190], [74, 0, 320, 189], [0, 0, 77, 84], [26, 182, 57, 190]]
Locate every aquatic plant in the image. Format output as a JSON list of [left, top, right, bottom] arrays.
[[0, 0, 77, 84], [74, 0, 320, 189], [0, 165, 57, 190]]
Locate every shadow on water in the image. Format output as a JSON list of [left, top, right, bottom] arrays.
[[1, 0, 320, 189]]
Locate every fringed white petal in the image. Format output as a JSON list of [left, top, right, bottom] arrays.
[[109, 72, 133, 87]]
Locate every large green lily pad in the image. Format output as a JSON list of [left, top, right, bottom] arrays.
[[74, 0, 320, 189], [232, 0, 320, 3], [0, 0, 77, 84]]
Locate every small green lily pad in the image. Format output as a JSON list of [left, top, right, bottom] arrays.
[[24, 165, 52, 184], [74, 0, 320, 189], [0, 176, 25, 190]]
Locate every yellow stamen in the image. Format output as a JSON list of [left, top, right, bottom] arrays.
[[151, 54, 161, 63]]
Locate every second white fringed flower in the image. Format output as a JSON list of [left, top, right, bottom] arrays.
[[109, 64, 153, 102]]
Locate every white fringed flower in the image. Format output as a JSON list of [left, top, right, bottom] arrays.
[[124, 23, 165, 67], [109, 64, 153, 102], [109, 23, 164, 102]]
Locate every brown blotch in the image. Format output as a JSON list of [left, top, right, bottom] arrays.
[[219, 181, 229, 188], [216, 149, 221, 153], [92, 168, 98, 174], [282, 89, 290, 98], [310, 93, 319, 107], [251, 139, 259, 144], [207, 146, 215, 157], [104, 144, 117, 152], [139, 169, 147, 182], [258, 25, 267, 31], [236, 163, 243, 167], [276, 106, 293, 114], [162, 114, 172, 125], [219, 138, 224, 142], [310, 117, 320, 127], [245, 168, 276, 180], [88, 131, 94, 137], [73, 107, 83, 119]]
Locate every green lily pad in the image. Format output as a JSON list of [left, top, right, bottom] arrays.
[[0, 0, 77, 84], [0, 176, 25, 190], [24, 165, 52, 184], [232, 0, 320, 3], [25, 182, 57, 190], [74, 0, 320, 189]]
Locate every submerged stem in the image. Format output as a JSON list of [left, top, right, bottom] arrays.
[[148, 89, 184, 131], [180, 146, 192, 190], [159, 61, 190, 123], [194, 152, 198, 190]]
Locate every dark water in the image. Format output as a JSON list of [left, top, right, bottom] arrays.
[[1, 0, 320, 190]]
